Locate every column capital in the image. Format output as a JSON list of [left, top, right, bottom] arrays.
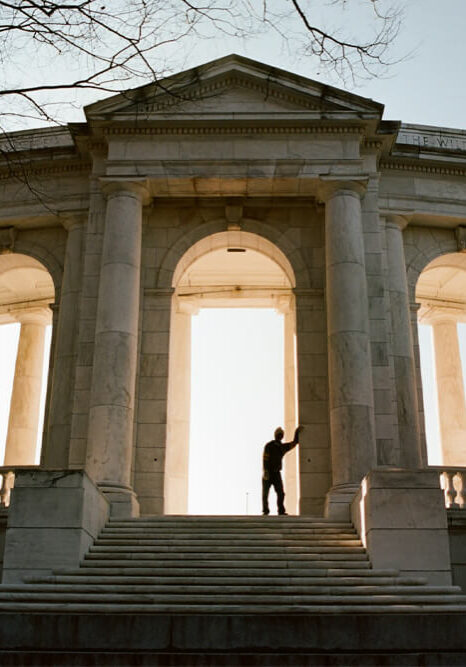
[[99, 178, 151, 204], [318, 178, 367, 203], [384, 214, 409, 231], [176, 295, 200, 315], [418, 301, 466, 325], [10, 306, 52, 327], [274, 294, 295, 315], [58, 211, 87, 232]]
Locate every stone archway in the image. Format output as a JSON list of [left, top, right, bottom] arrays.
[[164, 231, 299, 514], [0, 253, 54, 466], [416, 252, 466, 466]]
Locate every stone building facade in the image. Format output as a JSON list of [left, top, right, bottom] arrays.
[[1, 55, 466, 588]]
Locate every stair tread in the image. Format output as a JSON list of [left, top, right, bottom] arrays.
[[23, 576, 428, 586], [88, 546, 366, 554], [52, 567, 398, 577], [0, 592, 465, 604], [4, 515, 463, 614], [1, 584, 459, 595], [2, 602, 466, 614]]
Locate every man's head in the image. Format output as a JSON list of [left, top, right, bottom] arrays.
[[274, 427, 284, 441]]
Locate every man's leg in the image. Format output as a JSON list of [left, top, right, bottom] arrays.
[[272, 473, 286, 514], [262, 477, 272, 515]]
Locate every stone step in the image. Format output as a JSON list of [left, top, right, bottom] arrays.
[[105, 523, 355, 532], [23, 575, 429, 586], [88, 545, 366, 554], [1, 584, 459, 596], [2, 601, 466, 614], [79, 560, 373, 570], [52, 566, 397, 577], [102, 528, 356, 536], [108, 517, 352, 524], [96, 535, 361, 544], [96, 532, 361, 546], [0, 591, 465, 605], [83, 551, 369, 562]]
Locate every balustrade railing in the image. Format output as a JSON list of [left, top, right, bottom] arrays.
[[430, 467, 466, 509]]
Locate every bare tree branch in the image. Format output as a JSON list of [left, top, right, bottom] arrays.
[[0, 0, 404, 130]]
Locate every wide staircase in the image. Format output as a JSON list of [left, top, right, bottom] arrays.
[[0, 515, 465, 613]]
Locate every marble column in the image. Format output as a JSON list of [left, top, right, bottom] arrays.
[[323, 181, 376, 514], [421, 307, 466, 465], [164, 298, 194, 514], [385, 215, 422, 468], [42, 215, 84, 468], [278, 296, 299, 515], [4, 307, 51, 466], [86, 180, 148, 516]]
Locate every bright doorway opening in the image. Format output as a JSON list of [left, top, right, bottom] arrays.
[[188, 308, 284, 515]]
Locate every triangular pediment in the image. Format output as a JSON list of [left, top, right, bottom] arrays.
[[85, 54, 384, 122]]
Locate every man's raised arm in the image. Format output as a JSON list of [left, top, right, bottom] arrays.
[[282, 425, 303, 451]]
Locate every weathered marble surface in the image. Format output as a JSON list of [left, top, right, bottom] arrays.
[[2, 470, 109, 583], [353, 469, 452, 585]]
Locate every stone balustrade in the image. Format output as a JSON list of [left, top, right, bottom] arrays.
[[0, 466, 38, 508], [431, 467, 466, 508]]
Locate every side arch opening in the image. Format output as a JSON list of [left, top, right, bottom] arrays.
[[0, 252, 54, 467], [416, 252, 466, 466]]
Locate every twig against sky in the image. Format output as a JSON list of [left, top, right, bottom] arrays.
[[0, 0, 403, 128]]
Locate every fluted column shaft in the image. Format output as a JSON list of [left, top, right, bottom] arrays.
[[385, 216, 422, 468], [4, 308, 51, 466], [283, 306, 299, 515], [86, 182, 147, 508], [164, 302, 192, 514], [325, 183, 376, 487], [430, 312, 466, 465]]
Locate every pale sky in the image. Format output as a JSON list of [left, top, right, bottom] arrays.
[[3, 0, 466, 130], [185, 0, 466, 129]]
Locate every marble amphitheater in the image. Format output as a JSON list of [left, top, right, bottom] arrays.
[[1, 55, 466, 663]]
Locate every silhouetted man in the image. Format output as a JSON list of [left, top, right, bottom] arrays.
[[262, 425, 302, 515]]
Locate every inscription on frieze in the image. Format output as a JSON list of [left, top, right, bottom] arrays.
[[397, 128, 466, 152]]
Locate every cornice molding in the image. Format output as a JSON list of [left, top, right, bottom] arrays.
[[103, 125, 365, 137], [381, 159, 466, 177], [0, 160, 91, 181], [362, 139, 384, 150]]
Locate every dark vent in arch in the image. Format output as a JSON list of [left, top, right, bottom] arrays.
[[227, 248, 246, 253]]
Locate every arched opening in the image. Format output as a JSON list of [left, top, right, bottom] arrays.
[[165, 231, 299, 515], [0, 253, 54, 466], [416, 252, 466, 465]]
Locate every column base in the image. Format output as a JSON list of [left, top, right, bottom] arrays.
[[98, 482, 140, 519], [325, 484, 359, 521]]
